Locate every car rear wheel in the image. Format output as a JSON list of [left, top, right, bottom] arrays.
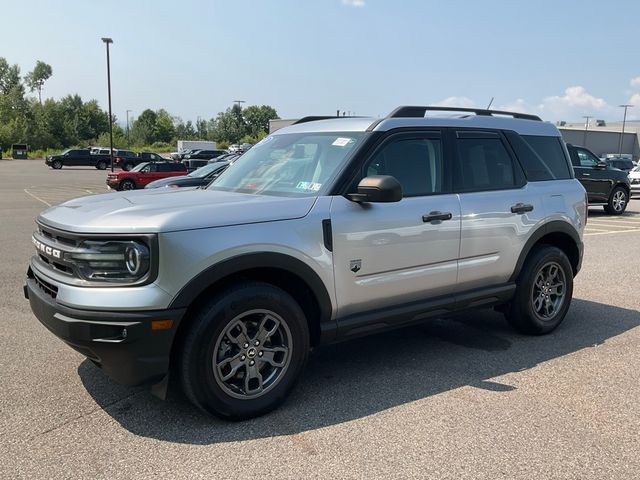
[[51, 160, 62, 169], [603, 186, 628, 215], [96, 160, 107, 170], [180, 282, 309, 420], [506, 245, 573, 335], [119, 179, 136, 191]]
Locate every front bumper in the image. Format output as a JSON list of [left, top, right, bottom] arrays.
[[25, 274, 185, 386]]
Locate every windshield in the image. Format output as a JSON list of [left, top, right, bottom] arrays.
[[130, 162, 150, 172], [189, 162, 227, 178], [208, 132, 364, 196]]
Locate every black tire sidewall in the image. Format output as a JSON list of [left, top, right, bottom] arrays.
[[97, 161, 107, 170], [120, 180, 135, 190], [181, 283, 309, 420], [52, 160, 62, 169], [509, 246, 573, 335]]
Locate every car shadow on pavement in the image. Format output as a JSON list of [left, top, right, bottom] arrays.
[[78, 298, 640, 444]]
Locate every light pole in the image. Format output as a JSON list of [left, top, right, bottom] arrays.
[[233, 100, 246, 108], [126, 109, 132, 148], [618, 104, 633, 155], [582, 115, 591, 146], [101, 37, 114, 171]]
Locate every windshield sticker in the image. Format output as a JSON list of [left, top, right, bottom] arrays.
[[296, 181, 322, 191], [332, 137, 353, 147]]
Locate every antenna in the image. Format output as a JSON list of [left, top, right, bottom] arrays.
[[486, 97, 494, 109]]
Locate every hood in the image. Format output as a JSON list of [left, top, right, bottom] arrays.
[[38, 188, 317, 234]]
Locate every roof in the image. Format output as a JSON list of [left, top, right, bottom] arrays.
[[276, 106, 561, 137]]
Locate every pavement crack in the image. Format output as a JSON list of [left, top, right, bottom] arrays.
[[31, 391, 144, 440]]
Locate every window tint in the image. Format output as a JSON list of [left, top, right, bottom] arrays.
[[520, 136, 571, 180], [365, 137, 444, 196], [457, 137, 516, 191], [576, 148, 599, 167]]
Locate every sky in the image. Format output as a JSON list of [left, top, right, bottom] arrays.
[[3, 0, 640, 124]]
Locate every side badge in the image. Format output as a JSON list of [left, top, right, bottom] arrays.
[[350, 259, 362, 273]]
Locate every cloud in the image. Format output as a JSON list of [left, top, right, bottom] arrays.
[[433, 96, 476, 108], [342, 0, 365, 6], [630, 77, 640, 87], [497, 98, 536, 114], [628, 93, 640, 107], [539, 86, 608, 116]]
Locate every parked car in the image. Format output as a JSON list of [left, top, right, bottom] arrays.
[[145, 161, 231, 189], [113, 151, 166, 171], [566, 144, 631, 215], [170, 149, 196, 161], [26, 105, 586, 420], [45, 148, 110, 170], [628, 165, 640, 196], [112, 150, 138, 170], [603, 157, 635, 172], [106, 161, 187, 190], [183, 149, 227, 160]]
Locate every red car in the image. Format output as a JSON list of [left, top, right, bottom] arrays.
[[106, 161, 188, 191]]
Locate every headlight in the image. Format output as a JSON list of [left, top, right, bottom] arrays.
[[65, 240, 150, 282]]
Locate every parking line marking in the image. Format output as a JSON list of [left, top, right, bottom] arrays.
[[584, 227, 609, 232], [586, 222, 640, 229], [588, 218, 640, 225], [585, 228, 640, 236], [23, 189, 52, 207]]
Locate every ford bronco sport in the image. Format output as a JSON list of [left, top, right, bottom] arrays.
[[25, 106, 586, 419]]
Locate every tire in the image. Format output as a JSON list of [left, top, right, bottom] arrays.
[[603, 186, 628, 215], [180, 282, 309, 420], [119, 179, 136, 191], [51, 160, 62, 169], [96, 160, 107, 170], [506, 245, 573, 335], [123, 162, 134, 171]]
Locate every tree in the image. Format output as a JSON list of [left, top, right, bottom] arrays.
[[212, 104, 247, 144], [154, 109, 175, 143], [244, 105, 278, 137], [130, 109, 158, 145], [25, 61, 53, 103]]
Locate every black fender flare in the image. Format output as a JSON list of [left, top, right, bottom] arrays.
[[509, 220, 583, 282], [168, 252, 333, 325]]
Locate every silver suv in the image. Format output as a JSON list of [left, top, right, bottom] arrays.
[[25, 106, 586, 419]]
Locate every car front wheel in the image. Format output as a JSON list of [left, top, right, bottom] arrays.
[[506, 245, 573, 335], [604, 186, 628, 215], [180, 282, 309, 420], [51, 160, 62, 169], [119, 179, 136, 191]]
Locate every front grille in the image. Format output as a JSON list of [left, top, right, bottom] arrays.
[[33, 271, 58, 299]]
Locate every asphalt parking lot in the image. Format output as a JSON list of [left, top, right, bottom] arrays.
[[1, 159, 639, 479]]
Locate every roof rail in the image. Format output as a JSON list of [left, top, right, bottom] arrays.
[[387, 106, 541, 121], [293, 115, 363, 125]]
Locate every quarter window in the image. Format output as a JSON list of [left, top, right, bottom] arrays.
[[456, 137, 516, 191], [364, 137, 444, 196]]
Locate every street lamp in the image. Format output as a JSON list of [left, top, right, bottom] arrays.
[[101, 37, 114, 171], [582, 115, 591, 146], [233, 100, 246, 108], [618, 104, 633, 155], [126, 109, 132, 148]]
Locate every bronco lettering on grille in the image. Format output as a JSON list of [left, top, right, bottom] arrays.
[[32, 236, 62, 259]]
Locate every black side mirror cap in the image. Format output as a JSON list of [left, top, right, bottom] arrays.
[[347, 175, 403, 203]]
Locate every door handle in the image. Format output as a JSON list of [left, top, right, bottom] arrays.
[[510, 203, 534, 214], [422, 211, 453, 222]]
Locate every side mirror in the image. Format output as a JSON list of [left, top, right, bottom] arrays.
[[348, 175, 403, 203], [595, 161, 607, 168]]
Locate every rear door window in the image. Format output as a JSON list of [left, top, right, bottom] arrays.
[[455, 132, 519, 191], [504, 133, 571, 180]]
